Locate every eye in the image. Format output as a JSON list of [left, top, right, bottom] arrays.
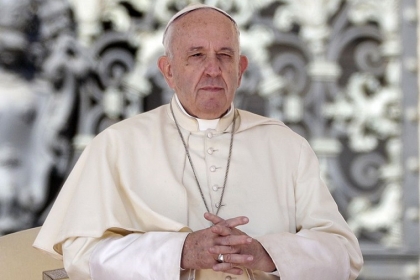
[[218, 53, 233, 60], [191, 53, 203, 57]]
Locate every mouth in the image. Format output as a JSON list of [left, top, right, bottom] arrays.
[[200, 86, 223, 92]]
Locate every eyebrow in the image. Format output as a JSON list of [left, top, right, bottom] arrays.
[[187, 46, 236, 54]]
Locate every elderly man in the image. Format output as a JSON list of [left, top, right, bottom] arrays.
[[34, 4, 363, 280]]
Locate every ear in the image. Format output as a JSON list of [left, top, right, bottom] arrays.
[[158, 55, 175, 88], [237, 55, 248, 86]]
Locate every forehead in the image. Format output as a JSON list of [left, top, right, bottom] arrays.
[[174, 8, 234, 27], [170, 9, 238, 48]]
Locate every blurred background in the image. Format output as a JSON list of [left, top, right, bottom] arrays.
[[0, 0, 418, 278]]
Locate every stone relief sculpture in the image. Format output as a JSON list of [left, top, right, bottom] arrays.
[[0, 0, 418, 278], [0, 0, 92, 233], [0, 0, 54, 233]]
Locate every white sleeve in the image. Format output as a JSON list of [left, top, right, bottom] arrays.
[[62, 232, 189, 280], [90, 232, 189, 280], [257, 230, 360, 280], [255, 139, 363, 280]]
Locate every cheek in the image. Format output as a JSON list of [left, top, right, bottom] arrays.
[[225, 70, 239, 86], [168, 68, 184, 89]]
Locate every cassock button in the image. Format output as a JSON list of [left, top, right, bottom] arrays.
[[207, 148, 214, 155], [212, 185, 220, 191], [207, 132, 213, 138], [210, 166, 217, 172]]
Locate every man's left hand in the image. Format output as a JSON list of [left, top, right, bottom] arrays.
[[204, 212, 276, 273]]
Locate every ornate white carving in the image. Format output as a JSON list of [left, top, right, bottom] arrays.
[[324, 72, 401, 152], [348, 0, 400, 56], [348, 138, 403, 246], [274, 0, 342, 58], [273, 0, 344, 88], [348, 182, 403, 247], [241, 25, 284, 96]]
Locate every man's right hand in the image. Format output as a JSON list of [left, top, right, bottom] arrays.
[[180, 213, 253, 275]]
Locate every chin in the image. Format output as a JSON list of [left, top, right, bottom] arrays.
[[202, 109, 228, 119], [196, 98, 230, 117]]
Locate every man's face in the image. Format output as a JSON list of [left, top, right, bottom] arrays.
[[158, 9, 248, 119]]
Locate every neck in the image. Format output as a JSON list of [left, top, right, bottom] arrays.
[[175, 94, 233, 131], [171, 95, 235, 133], [174, 94, 232, 119]]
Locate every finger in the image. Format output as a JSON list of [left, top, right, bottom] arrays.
[[205, 213, 250, 228], [225, 216, 249, 228], [223, 253, 254, 264], [211, 224, 252, 239], [210, 224, 232, 236], [208, 244, 238, 255], [205, 214, 249, 229], [213, 263, 244, 275], [204, 212, 224, 224], [213, 235, 253, 248], [212, 254, 254, 272]]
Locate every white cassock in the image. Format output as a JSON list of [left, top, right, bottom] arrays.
[[34, 95, 363, 280]]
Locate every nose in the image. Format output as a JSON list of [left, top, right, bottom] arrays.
[[204, 55, 222, 77]]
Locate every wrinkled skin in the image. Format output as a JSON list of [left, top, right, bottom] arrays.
[[181, 213, 276, 275], [158, 8, 248, 120]]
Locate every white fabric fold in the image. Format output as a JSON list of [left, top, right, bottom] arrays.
[[90, 232, 189, 280]]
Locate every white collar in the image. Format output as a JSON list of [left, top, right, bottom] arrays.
[[174, 94, 233, 131]]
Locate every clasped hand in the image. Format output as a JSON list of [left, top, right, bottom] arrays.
[[180, 212, 275, 275]]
